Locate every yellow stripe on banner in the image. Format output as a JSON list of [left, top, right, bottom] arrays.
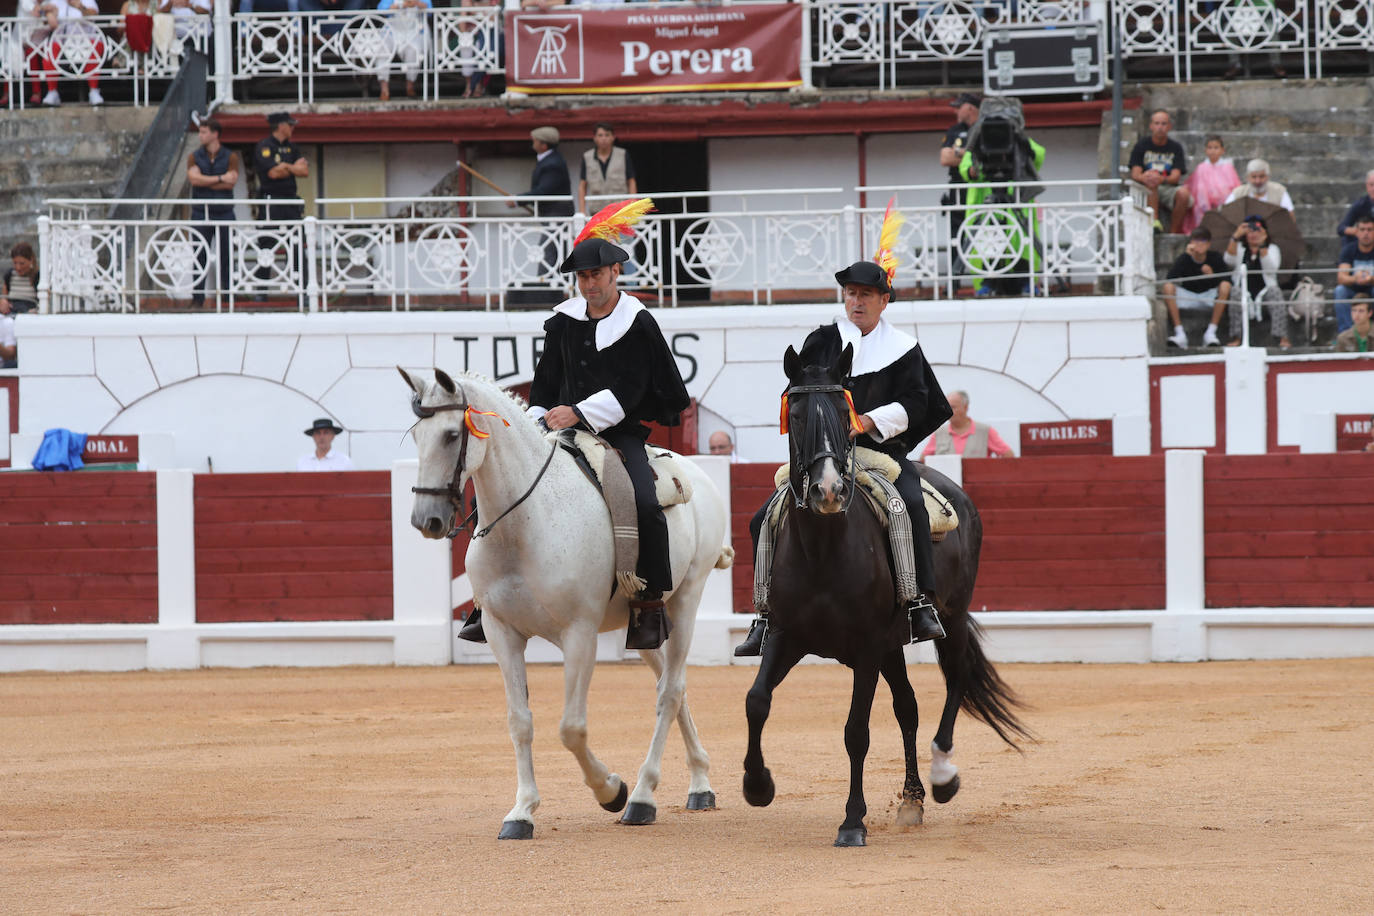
[[511, 80, 802, 94]]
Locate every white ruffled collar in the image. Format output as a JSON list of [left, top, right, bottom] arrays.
[[553, 291, 644, 350], [835, 316, 917, 376]]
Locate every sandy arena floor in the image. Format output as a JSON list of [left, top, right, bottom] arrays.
[[3, 658, 1373, 913]]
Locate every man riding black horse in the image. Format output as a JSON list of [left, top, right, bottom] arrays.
[[736, 212, 953, 656]]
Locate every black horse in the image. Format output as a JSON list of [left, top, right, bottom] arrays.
[[743, 344, 1030, 847]]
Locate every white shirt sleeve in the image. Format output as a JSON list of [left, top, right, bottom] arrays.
[[575, 389, 626, 433], [865, 402, 909, 443], [526, 405, 548, 422]]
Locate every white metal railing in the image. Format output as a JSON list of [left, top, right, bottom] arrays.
[[39, 183, 1152, 312], [5, 0, 1372, 108]]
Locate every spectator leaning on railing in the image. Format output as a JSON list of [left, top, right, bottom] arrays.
[[3, 242, 40, 314], [1334, 295, 1373, 354], [920, 390, 1014, 459], [1336, 170, 1374, 240], [1223, 158, 1294, 212], [1334, 216, 1374, 334]]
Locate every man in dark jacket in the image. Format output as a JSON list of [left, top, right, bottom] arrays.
[[460, 235, 689, 651], [508, 126, 575, 292], [735, 260, 953, 656]]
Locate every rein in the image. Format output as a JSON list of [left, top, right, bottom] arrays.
[[782, 382, 858, 512], [410, 393, 558, 540]]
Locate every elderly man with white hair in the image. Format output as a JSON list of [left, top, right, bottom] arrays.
[[1224, 159, 1294, 212]]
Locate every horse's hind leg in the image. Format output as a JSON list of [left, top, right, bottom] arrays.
[[835, 662, 881, 847], [880, 649, 925, 827], [743, 634, 804, 809], [931, 613, 968, 804], [634, 639, 715, 818], [558, 624, 628, 815], [485, 621, 539, 840]]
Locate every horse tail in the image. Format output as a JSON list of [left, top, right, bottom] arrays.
[[715, 545, 736, 570], [936, 615, 1033, 750]]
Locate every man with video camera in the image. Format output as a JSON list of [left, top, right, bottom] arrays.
[[956, 96, 1046, 297]]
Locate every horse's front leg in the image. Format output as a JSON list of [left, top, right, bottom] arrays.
[[742, 631, 804, 809], [880, 648, 925, 827], [484, 617, 539, 840], [836, 662, 881, 847], [559, 622, 628, 815]]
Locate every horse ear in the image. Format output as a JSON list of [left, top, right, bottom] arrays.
[[783, 345, 800, 382], [434, 369, 457, 394], [837, 344, 854, 381], [397, 366, 420, 393]]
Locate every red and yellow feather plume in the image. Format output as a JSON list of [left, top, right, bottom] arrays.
[[871, 196, 905, 287], [574, 197, 655, 246]]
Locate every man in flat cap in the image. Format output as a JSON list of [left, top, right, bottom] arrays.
[[458, 233, 689, 650], [298, 417, 355, 471], [253, 112, 310, 295], [735, 255, 952, 656], [507, 126, 575, 295], [940, 92, 980, 285]]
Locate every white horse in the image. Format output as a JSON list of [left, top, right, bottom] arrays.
[[399, 367, 734, 839]]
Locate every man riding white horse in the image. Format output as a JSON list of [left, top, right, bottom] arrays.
[[736, 201, 953, 655], [459, 199, 690, 651]]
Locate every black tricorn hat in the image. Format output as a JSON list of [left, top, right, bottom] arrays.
[[558, 238, 629, 274], [304, 417, 343, 435], [834, 260, 893, 297]]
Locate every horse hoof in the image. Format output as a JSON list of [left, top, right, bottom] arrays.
[[498, 820, 534, 840], [619, 802, 657, 826], [834, 826, 868, 847], [600, 779, 629, 813], [895, 799, 924, 827], [742, 770, 775, 807], [686, 791, 717, 811], [932, 774, 960, 804]]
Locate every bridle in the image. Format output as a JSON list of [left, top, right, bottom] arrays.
[[409, 390, 558, 540], [782, 382, 859, 512]]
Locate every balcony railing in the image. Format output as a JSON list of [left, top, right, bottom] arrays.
[[3, 0, 1372, 108], [38, 182, 1153, 312]]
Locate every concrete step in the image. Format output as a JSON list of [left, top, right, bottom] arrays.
[[0, 131, 141, 162], [1171, 109, 1374, 137], [0, 105, 158, 142], [1165, 129, 1372, 166], [1145, 78, 1374, 116]]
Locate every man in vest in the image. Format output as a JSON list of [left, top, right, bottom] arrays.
[[577, 122, 637, 215], [735, 256, 953, 656], [458, 219, 690, 651], [186, 118, 239, 308], [920, 390, 1015, 458], [253, 112, 309, 294]]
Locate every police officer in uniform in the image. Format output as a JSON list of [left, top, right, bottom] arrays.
[[253, 112, 309, 291], [185, 118, 239, 307], [458, 234, 689, 651], [735, 259, 953, 656]]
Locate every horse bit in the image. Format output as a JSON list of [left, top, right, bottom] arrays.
[[784, 382, 857, 511], [409, 393, 558, 539]]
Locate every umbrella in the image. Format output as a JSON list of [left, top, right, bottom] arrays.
[[1199, 197, 1305, 273]]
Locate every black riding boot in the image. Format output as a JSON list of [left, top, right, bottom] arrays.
[[906, 594, 945, 643], [627, 594, 672, 650], [734, 617, 768, 656], [458, 607, 487, 643]]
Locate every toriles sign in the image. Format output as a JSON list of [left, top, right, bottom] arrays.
[[1020, 420, 1112, 456], [506, 4, 801, 94]]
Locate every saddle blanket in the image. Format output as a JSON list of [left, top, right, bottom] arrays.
[[551, 429, 694, 508]]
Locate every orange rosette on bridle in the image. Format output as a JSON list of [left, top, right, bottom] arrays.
[[465, 407, 509, 439]]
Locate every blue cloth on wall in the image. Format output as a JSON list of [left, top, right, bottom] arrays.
[[32, 429, 89, 471]]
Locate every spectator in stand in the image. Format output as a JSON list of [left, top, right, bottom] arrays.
[[37, 0, 105, 107], [374, 0, 430, 102], [0, 301, 17, 369], [456, 0, 491, 99], [577, 122, 637, 215], [299, 0, 365, 38], [1182, 135, 1240, 233], [186, 118, 239, 308], [510, 126, 573, 286], [1334, 295, 1373, 353], [237, 0, 302, 11], [1223, 214, 1288, 349], [14, 0, 55, 106], [298, 418, 355, 470], [940, 92, 980, 282], [920, 390, 1014, 459], [707, 430, 740, 462], [1129, 110, 1192, 234], [1336, 170, 1374, 240], [520, 0, 565, 9], [159, 0, 210, 41], [3, 242, 41, 314], [1162, 226, 1232, 348], [1223, 158, 1294, 212], [1334, 216, 1374, 333]]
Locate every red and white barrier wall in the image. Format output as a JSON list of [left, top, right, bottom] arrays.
[[3, 452, 1373, 672]]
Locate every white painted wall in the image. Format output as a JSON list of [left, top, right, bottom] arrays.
[[384, 142, 464, 215]]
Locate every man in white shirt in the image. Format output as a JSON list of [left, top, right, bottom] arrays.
[[297, 418, 356, 470]]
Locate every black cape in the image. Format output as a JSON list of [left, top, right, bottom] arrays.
[[798, 323, 952, 457], [531, 306, 689, 438]]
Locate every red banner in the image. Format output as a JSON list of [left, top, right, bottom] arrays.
[[1020, 420, 1113, 456], [84, 435, 139, 463], [505, 4, 801, 94], [1336, 413, 1373, 452]]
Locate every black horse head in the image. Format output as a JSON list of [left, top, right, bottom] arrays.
[[782, 342, 856, 515]]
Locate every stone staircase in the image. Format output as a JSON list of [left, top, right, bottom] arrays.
[[0, 106, 158, 261], [1107, 79, 1374, 352]]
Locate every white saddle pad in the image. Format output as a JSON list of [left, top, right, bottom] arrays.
[[551, 429, 693, 507]]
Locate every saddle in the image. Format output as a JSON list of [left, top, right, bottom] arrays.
[[768, 446, 958, 541], [549, 429, 693, 596]]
